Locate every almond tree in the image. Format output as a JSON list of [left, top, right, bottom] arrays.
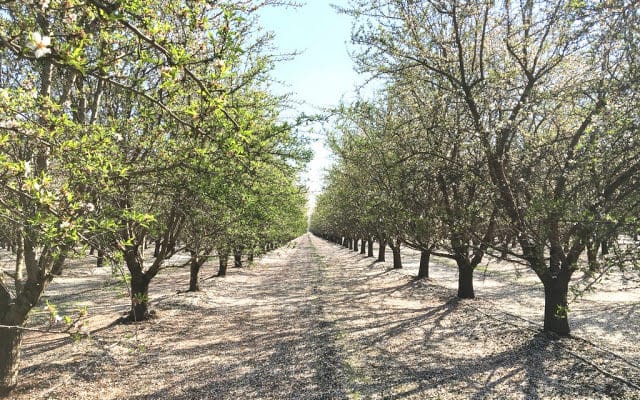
[[0, 0, 301, 392], [342, 0, 640, 334], [0, 0, 130, 391]]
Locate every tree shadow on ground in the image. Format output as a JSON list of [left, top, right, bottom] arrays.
[[12, 235, 640, 400]]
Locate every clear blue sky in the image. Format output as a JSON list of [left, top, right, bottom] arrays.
[[258, 1, 361, 209]]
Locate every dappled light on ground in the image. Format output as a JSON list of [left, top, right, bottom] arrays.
[[6, 234, 640, 399]]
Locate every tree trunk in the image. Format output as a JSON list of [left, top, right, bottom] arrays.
[[360, 238, 366, 254], [367, 238, 374, 257], [457, 263, 475, 299], [96, 249, 105, 268], [248, 251, 254, 263], [377, 239, 386, 262], [353, 238, 359, 252], [418, 250, 430, 279], [153, 239, 161, 257], [391, 245, 402, 269], [128, 274, 150, 321], [586, 241, 599, 274], [14, 233, 24, 296], [233, 250, 242, 268], [0, 328, 22, 396], [543, 275, 571, 336], [348, 238, 353, 250], [188, 258, 203, 292], [217, 253, 229, 277]]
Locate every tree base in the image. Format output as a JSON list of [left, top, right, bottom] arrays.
[[0, 328, 22, 395], [121, 309, 157, 323]]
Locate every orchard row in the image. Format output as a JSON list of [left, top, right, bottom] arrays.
[[0, 1, 308, 394], [311, 0, 640, 338]]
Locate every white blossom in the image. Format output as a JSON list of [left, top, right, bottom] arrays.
[[28, 32, 52, 58], [24, 161, 32, 177], [213, 58, 225, 69], [40, 0, 50, 11]]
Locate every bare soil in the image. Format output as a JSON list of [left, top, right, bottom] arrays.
[[3, 234, 640, 399]]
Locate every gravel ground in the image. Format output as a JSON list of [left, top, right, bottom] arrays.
[[3, 234, 640, 399]]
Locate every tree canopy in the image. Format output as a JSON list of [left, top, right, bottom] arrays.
[[311, 0, 640, 335]]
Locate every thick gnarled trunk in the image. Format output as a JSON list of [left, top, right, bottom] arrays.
[[0, 237, 59, 394], [128, 273, 151, 321], [543, 275, 570, 336], [524, 242, 576, 336], [367, 238, 374, 257], [0, 328, 22, 395], [122, 244, 156, 322]]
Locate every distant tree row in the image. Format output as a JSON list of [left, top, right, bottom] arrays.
[[311, 0, 640, 336], [0, 0, 307, 394]]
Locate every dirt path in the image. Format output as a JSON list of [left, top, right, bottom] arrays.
[[7, 234, 640, 399]]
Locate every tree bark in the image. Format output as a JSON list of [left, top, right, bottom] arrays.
[[0, 241, 60, 395], [0, 328, 22, 396], [391, 245, 402, 269], [217, 253, 229, 277], [188, 257, 204, 292], [586, 241, 599, 274], [153, 239, 161, 258], [377, 239, 386, 262], [128, 273, 150, 321], [543, 275, 571, 336], [233, 250, 242, 268], [367, 238, 374, 257], [96, 249, 105, 268], [457, 263, 475, 299], [360, 238, 366, 254], [418, 250, 430, 279], [14, 232, 24, 296], [353, 238, 359, 252]]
